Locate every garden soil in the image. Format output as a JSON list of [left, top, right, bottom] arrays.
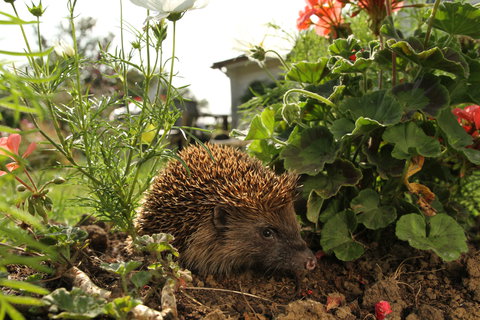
[[10, 221, 479, 320], [74, 221, 480, 320]]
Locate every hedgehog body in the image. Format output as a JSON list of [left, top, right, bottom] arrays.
[[137, 143, 316, 276]]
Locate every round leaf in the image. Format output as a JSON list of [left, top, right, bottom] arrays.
[[382, 122, 441, 159], [320, 211, 364, 261], [303, 159, 362, 199], [280, 126, 337, 175], [396, 213, 468, 261], [286, 58, 329, 85], [339, 90, 402, 126], [391, 75, 450, 117], [431, 2, 480, 38]]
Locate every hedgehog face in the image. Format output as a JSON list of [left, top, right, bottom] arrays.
[[212, 203, 317, 277]]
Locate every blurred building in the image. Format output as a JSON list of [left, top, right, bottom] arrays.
[[211, 55, 283, 128]]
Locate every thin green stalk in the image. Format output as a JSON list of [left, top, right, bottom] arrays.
[[36, 17, 42, 55], [265, 49, 289, 70], [165, 20, 177, 107], [9, 2, 41, 79], [424, 0, 442, 47], [283, 88, 336, 108], [271, 136, 287, 146]]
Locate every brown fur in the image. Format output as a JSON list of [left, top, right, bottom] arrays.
[[136, 143, 315, 276]]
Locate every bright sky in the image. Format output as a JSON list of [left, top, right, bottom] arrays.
[[1, 0, 302, 114]]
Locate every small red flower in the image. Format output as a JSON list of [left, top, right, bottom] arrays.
[[452, 104, 480, 149], [375, 301, 392, 320], [0, 134, 36, 176], [453, 105, 480, 132]]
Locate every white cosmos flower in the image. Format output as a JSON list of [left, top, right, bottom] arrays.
[[54, 40, 75, 58], [130, 0, 207, 20]]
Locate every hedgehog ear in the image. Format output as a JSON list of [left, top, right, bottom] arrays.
[[213, 206, 231, 230]]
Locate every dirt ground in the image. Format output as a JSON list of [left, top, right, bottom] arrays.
[[172, 243, 480, 320], [80, 222, 480, 320], [8, 221, 480, 320]]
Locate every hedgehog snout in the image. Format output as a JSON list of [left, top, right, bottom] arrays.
[[305, 255, 316, 271]]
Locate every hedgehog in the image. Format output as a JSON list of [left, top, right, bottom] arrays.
[[136, 143, 316, 278]]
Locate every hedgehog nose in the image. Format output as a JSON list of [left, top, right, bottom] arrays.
[[305, 256, 316, 271]]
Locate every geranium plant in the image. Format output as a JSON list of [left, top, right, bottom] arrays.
[[242, 0, 480, 261]]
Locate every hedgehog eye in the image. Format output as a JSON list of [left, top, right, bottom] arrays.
[[261, 227, 275, 239]]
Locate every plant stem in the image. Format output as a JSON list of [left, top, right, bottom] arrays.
[[265, 49, 289, 70], [14, 176, 35, 193], [283, 89, 336, 108], [9, 2, 42, 79], [271, 136, 287, 146], [23, 169, 38, 192], [424, 0, 442, 47]]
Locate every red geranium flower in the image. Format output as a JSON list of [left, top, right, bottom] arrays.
[[348, 0, 404, 35], [297, 0, 346, 38], [0, 134, 36, 176], [453, 105, 480, 137]]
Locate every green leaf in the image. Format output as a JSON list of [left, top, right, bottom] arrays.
[[466, 56, 480, 86], [350, 189, 397, 230], [350, 189, 379, 213], [281, 103, 301, 126], [0, 99, 43, 115], [328, 36, 361, 58], [303, 159, 362, 199], [362, 139, 404, 179], [245, 107, 275, 140], [3, 301, 26, 320], [396, 214, 468, 261], [462, 148, 480, 165], [350, 117, 383, 137], [39, 225, 88, 247], [332, 57, 373, 74], [0, 279, 49, 295], [306, 191, 323, 224], [104, 296, 141, 319], [0, 47, 54, 57], [387, 40, 468, 77], [391, 75, 450, 117], [101, 261, 142, 276], [247, 139, 279, 164], [358, 206, 397, 230], [380, 16, 402, 40], [437, 108, 480, 165], [339, 90, 403, 126], [42, 288, 106, 319], [132, 233, 178, 256], [3, 295, 46, 306], [280, 126, 337, 175], [431, 2, 480, 37], [319, 199, 341, 223], [285, 58, 329, 85], [437, 108, 472, 149], [330, 118, 355, 140], [0, 12, 36, 25], [130, 271, 152, 289], [245, 115, 270, 140], [320, 211, 364, 261], [382, 122, 441, 159]]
